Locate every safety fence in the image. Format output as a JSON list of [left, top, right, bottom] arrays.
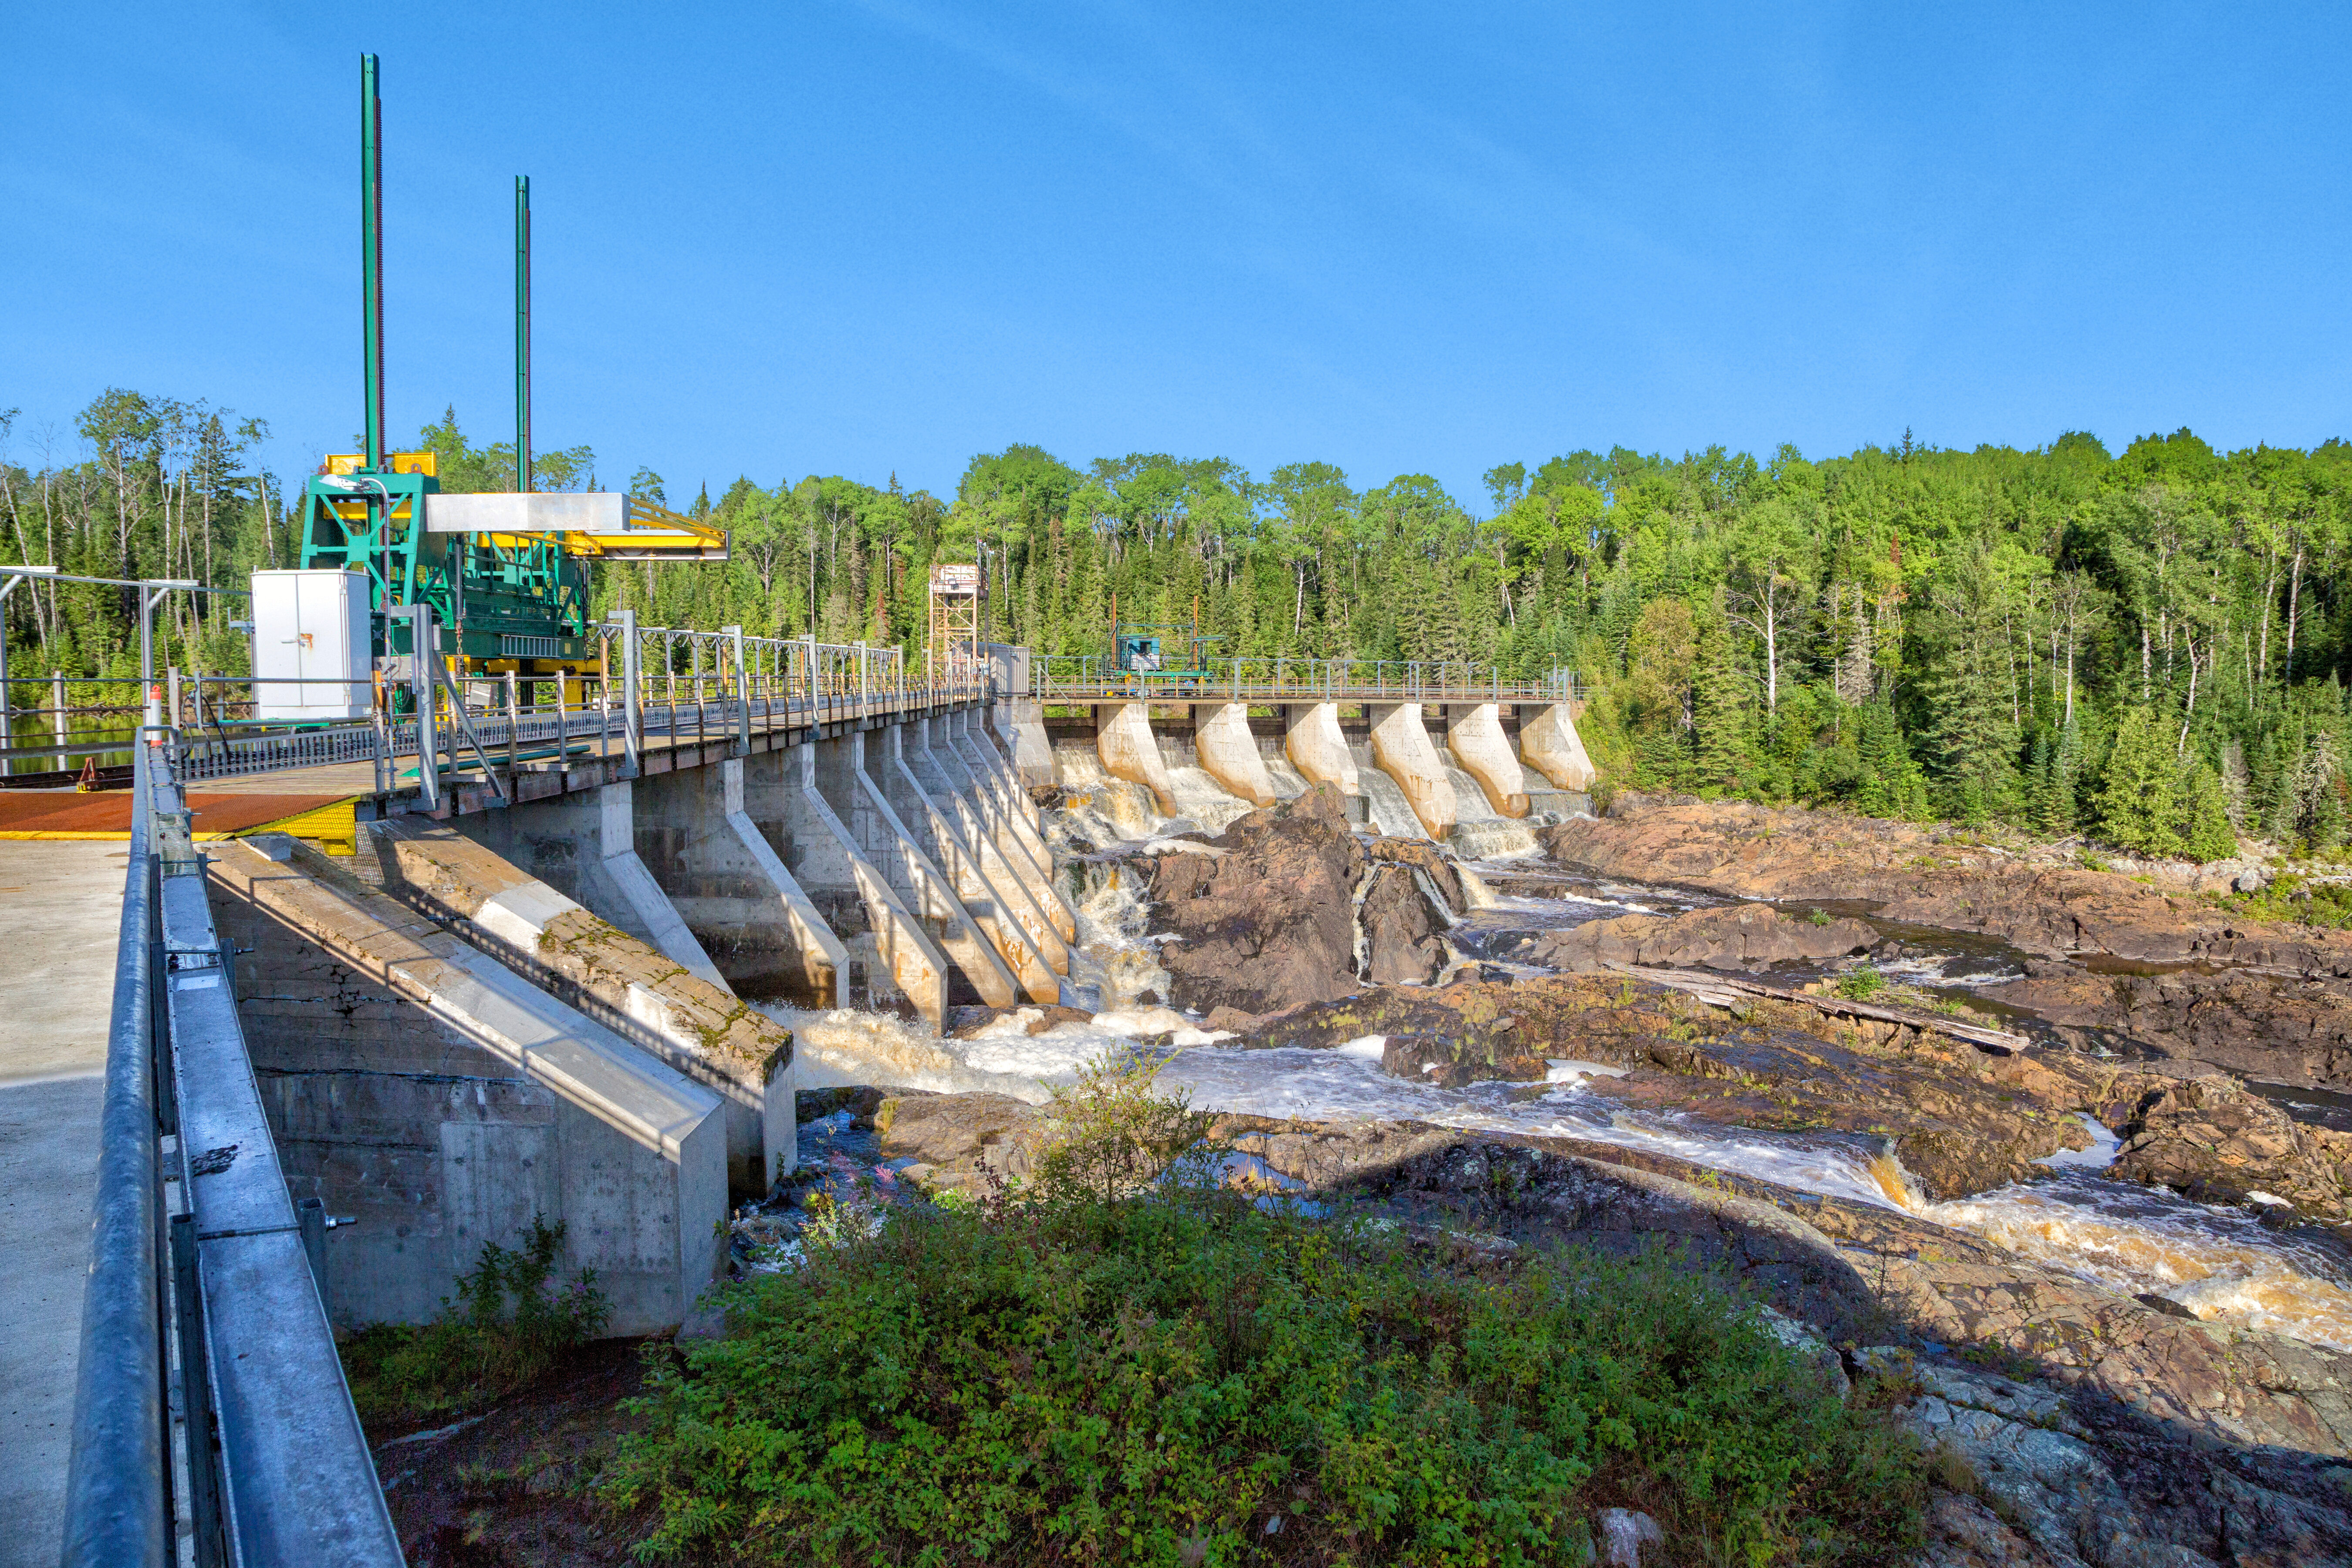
[[1031, 654, 1583, 705], [97, 612, 990, 792]]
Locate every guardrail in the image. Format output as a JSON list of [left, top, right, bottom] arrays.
[[158, 613, 995, 790], [62, 734, 402, 1567], [1031, 655, 1584, 705]]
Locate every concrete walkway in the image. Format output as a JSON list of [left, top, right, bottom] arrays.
[[0, 841, 127, 1568]]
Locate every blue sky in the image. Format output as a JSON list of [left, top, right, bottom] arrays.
[[3, 2, 2347, 508]]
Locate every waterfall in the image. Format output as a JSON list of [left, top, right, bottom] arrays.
[[1439, 744, 1539, 859]]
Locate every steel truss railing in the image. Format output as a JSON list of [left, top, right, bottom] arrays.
[[164, 612, 992, 789], [62, 735, 401, 1567], [1030, 654, 1583, 705]]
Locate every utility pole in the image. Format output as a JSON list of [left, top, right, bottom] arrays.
[[360, 53, 385, 473], [515, 173, 531, 494]]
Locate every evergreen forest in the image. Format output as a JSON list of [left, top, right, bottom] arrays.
[[9, 386, 2352, 858]]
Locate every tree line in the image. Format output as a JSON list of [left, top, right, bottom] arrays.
[[7, 387, 2350, 856]]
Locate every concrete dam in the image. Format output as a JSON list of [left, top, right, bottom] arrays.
[[38, 638, 1593, 1565]]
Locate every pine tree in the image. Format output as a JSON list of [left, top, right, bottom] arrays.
[[2094, 708, 2183, 857], [2178, 764, 2237, 862], [1689, 615, 1751, 791], [1853, 703, 1927, 820]]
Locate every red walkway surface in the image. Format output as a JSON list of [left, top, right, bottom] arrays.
[[0, 792, 352, 838]]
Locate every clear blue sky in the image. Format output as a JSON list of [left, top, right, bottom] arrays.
[[3, 3, 2347, 508]]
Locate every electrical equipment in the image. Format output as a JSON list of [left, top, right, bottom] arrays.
[[251, 569, 372, 720], [290, 54, 726, 685]]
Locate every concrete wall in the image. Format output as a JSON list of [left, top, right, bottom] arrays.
[[207, 841, 727, 1334], [1366, 701, 1457, 839], [629, 756, 846, 1007], [1520, 701, 1598, 790], [369, 819, 796, 1199], [455, 781, 727, 992]]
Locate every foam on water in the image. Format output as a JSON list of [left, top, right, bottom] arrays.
[[760, 1004, 1054, 1102], [1438, 747, 1541, 859], [1164, 764, 1256, 835], [1051, 747, 1166, 845], [1917, 1177, 2352, 1351], [1061, 856, 1171, 1009]]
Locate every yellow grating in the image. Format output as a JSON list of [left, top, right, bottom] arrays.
[[210, 796, 361, 855]]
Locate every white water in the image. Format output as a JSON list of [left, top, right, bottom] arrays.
[[767, 778, 2352, 1356], [1263, 755, 1312, 800], [1062, 855, 1173, 1008], [1355, 763, 1428, 840], [1164, 763, 1256, 836], [1438, 745, 1541, 860]]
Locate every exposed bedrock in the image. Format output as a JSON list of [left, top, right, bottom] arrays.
[[1541, 794, 2352, 971], [1144, 784, 1368, 1017], [1984, 960, 2352, 1091], [1234, 973, 2352, 1217], [1541, 794, 2352, 1090], [1526, 901, 1878, 972]]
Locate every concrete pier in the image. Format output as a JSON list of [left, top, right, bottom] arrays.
[[1445, 702, 1531, 817], [1521, 701, 1598, 790], [795, 736, 952, 1022], [1095, 700, 1179, 814], [1283, 702, 1360, 798], [461, 780, 729, 992], [1367, 701, 1457, 839], [1193, 701, 1276, 807]]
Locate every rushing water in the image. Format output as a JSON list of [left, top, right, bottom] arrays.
[[1438, 745, 1543, 860], [778, 767, 2352, 1354], [1354, 763, 1427, 840]]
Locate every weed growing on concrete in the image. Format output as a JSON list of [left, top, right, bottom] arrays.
[[342, 1216, 610, 1425]]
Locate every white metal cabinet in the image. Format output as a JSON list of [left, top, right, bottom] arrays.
[[251, 569, 371, 720]]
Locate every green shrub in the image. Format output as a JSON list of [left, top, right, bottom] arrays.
[[602, 1191, 1923, 1565], [342, 1216, 609, 1424], [2230, 874, 2352, 931], [1805, 907, 1833, 927], [1834, 965, 1888, 1002]]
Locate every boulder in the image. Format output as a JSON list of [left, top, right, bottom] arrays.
[[1361, 864, 1449, 985], [1363, 835, 1468, 915], [1146, 784, 1367, 1017], [1528, 902, 1877, 973]]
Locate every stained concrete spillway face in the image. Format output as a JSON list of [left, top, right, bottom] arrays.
[[203, 837, 730, 1334], [366, 818, 796, 1200]]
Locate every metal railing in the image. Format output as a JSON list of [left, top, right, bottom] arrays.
[[62, 734, 402, 1566], [158, 612, 994, 790], [1031, 655, 1584, 705]]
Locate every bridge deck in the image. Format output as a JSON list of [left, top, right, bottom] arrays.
[[0, 842, 127, 1568]]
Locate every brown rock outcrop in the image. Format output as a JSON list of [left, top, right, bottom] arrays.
[[2097, 1075, 2352, 1220], [1984, 961, 2352, 1090], [1360, 864, 1449, 985], [1540, 794, 2352, 975], [1145, 784, 1368, 1017], [1528, 902, 1877, 973]]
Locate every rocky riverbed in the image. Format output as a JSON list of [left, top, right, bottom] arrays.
[[745, 781, 2352, 1564]]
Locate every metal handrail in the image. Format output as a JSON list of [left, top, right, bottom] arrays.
[[60, 732, 168, 1565], [1027, 655, 1585, 704]]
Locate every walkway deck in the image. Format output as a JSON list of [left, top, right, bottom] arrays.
[[0, 842, 128, 1568]]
